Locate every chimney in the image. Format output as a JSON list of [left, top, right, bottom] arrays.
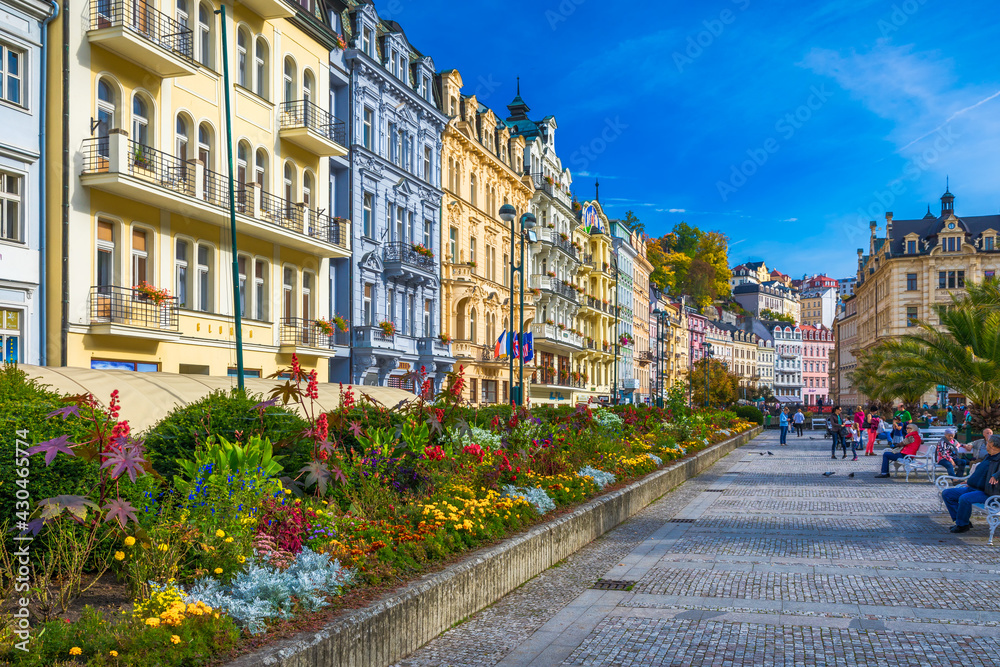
[[885, 212, 893, 254]]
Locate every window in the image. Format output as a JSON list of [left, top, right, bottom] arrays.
[[197, 122, 212, 170], [282, 267, 295, 319], [362, 28, 372, 55], [92, 360, 159, 372], [469, 308, 477, 342], [0, 172, 21, 242], [236, 141, 249, 186], [196, 244, 212, 312], [96, 78, 117, 150], [175, 114, 190, 162], [254, 37, 268, 98], [407, 294, 415, 336], [394, 206, 404, 242], [197, 3, 213, 68], [96, 220, 115, 289], [906, 273, 917, 291], [958, 270, 966, 288], [175, 0, 189, 33], [301, 272, 312, 321], [236, 27, 249, 87], [469, 378, 477, 404], [283, 57, 295, 104], [237, 255, 247, 317], [363, 283, 373, 325], [363, 107, 373, 149], [131, 228, 149, 286], [0, 43, 23, 106], [175, 239, 189, 308], [423, 219, 431, 250], [987, 236, 996, 251], [907, 240, 916, 254], [424, 299, 431, 337], [906, 306, 917, 327], [303, 70, 314, 107], [254, 259, 267, 320], [283, 162, 295, 202], [387, 289, 395, 324], [449, 227, 457, 261], [303, 171, 313, 209], [470, 172, 477, 206], [254, 148, 267, 189], [131, 95, 150, 147], [362, 192, 372, 237]]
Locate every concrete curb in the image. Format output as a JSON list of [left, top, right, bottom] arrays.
[[227, 425, 762, 667]]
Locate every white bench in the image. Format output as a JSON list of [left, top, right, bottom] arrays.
[[934, 464, 1000, 545], [887, 444, 937, 482]]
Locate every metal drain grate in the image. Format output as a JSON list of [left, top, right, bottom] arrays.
[[592, 579, 636, 591], [670, 518, 696, 523], [705, 489, 727, 493]]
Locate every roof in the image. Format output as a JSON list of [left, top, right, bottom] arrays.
[[881, 211, 1000, 256], [20, 365, 416, 433]]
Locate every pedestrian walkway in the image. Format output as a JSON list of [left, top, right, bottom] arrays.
[[394, 429, 1000, 667]]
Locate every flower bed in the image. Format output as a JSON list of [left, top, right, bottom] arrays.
[[0, 362, 753, 666]]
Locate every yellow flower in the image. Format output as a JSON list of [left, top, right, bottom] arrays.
[[224, 536, 234, 543], [114, 551, 125, 561], [124, 536, 136, 547], [215, 529, 226, 538], [145, 617, 161, 628], [284, 489, 292, 495], [237, 555, 246, 563], [214, 567, 223, 575], [109, 650, 119, 657], [170, 635, 181, 644], [69, 647, 83, 656], [158, 544, 169, 552]]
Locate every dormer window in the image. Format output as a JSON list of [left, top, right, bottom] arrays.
[[362, 28, 372, 56], [987, 236, 995, 251]]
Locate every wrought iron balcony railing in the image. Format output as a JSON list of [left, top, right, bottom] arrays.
[[279, 100, 347, 146], [279, 317, 348, 349], [90, 285, 179, 330], [383, 242, 436, 272], [91, 0, 194, 62]]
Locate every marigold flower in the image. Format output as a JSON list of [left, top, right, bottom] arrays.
[[158, 544, 169, 552], [214, 567, 223, 575], [109, 650, 119, 657], [170, 635, 181, 644], [145, 617, 160, 627], [224, 536, 234, 543], [215, 529, 225, 538], [114, 551, 125, 561], [69, 647, 82, 655], [124, 536, 136, 547]]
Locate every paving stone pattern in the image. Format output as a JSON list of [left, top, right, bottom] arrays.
[[394, 430, 1000, 667]]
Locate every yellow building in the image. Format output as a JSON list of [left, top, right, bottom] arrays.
[[633, 233, 652, 402], [46, 0, 348, 380], [574, 201, 617, 402], [437, 70, 533, 404], [844, 188, 1000, 403]]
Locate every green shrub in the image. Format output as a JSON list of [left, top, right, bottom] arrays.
[[734, 405, 764, 424], [143, 389, 308, 482], [0, 364, 100, 518]]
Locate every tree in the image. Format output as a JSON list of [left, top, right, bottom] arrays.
[[688, 358, 738, 408], [624, 210, 645, 236], [760, 308, 795, 324]]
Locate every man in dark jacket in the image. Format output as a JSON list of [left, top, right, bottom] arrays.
[[942, 436, 1000, 533]]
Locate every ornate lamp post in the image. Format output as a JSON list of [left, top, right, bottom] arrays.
[[652, 307, 671, 408], [499, 204, 536, 406]]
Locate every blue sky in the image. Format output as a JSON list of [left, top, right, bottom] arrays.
[[387, 0, 1000, 280]]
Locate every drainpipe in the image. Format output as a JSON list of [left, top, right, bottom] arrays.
[[38, 0, 59, 366], [59, 0, 69, 366]]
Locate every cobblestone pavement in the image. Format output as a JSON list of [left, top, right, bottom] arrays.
[[394, 430, 1000, 667]]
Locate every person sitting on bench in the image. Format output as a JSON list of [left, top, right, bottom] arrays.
[[875, 423, 922, 478], [941, 436, 1000, 533]]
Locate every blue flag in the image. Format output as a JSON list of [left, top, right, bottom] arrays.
[[522, 332, 534, 361]]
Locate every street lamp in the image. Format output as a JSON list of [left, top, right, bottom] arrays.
[[652, 307, 671, 408], [499, 204, 536, 406], [703, 342, 714, 408]]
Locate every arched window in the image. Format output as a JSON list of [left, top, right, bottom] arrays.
[[254, 37, 268, 99], [302, 170, 313, 208], [175, 114, 191, 161], [283, 162, 295, 202], [254, 148, 268, 190], [282, 267, 295, 319], [303, 69, 314, 106], [236, 27, 250, 87], [470, 172, 477, 206], [236, 140, 250, 185], [283, 56, 295, 104], [197, 3, 213, 68], [197, 122, 212, 170], [131, 94, 150, 147], [96, 78, 116, 139], [469, 308, 477, 343], [175, 0, 189, 30]]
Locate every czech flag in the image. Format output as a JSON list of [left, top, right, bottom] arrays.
[[495, 330, 507, 359]]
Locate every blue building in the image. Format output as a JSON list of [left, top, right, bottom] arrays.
[[0, 0, 54, 365], [329, 1, 453, 388]]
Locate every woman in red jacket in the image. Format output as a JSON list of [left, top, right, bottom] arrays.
[[876, 423, 922, 478]]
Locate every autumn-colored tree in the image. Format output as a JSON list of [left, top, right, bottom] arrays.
[[645, 222, 731, 307], [688, 358, 738, 408]]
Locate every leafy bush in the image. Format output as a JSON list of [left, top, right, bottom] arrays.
[[501, 485, 555, 515], [734, 405, 764, 424], [143, 389, 308, 482], [0, 364, 100, 523], [577, 466, 617, 489]]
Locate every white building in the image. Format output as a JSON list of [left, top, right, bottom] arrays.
[[771, 324, 802, 401]]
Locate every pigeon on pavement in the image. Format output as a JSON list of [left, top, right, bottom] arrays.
[[848, 473, 855, 478], [822, 472, 835, 477], [767, 451, 774, 456]]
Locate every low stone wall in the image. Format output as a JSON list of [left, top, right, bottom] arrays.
[[228, 426, 762, 667]]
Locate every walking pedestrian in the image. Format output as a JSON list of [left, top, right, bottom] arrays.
[[793, 408, 805, 437], [946, 406, 954, 426], [842, 422, 859, 461], [866, 409, 881, 456], [830, 406, 845, 459], [779, 407, 789, 446]]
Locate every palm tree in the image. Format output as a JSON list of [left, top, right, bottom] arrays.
[[871, 282, 1000, 428]]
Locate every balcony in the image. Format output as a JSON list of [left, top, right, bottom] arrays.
[[88, 285, 180, 340], [279, 100, 348, 157], [80, 134, 349, 255], [383, 242, 438, 285], [352, 325, 397, 350], [530, 323, 582, 350], [531, 369, 586, 389], [416, 337, 453, 358], [278, 317, 339, 357], [537, 227, 579, 260], [88, 0, 197, 77], [236, 0, 294, 19], [638, 350, 653, 364], [532, 275, 579, 303], [620, 378, 641, 390], [529, 172, 572, 205]]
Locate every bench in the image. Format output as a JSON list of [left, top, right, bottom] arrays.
[[811, 418, 827, 431], [934, 464, 1000, 545]]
